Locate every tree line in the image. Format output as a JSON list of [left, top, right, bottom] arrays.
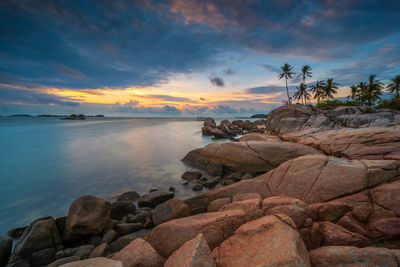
[[278, 63, 400, 108]]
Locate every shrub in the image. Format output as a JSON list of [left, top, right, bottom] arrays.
[[315, 99, 358, 108]]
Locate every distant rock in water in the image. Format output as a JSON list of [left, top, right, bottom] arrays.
[[201, 117, 268, 139], [60, 114, 86, 120], [251, 114, 268, 118]]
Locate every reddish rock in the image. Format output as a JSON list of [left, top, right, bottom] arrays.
[[112, 238, 164, 267], [60, 257, 122, 267], [309, 246, 398, 267], [351, 206, 371, 222], [369, 208, 397, 223], [207, 198, 231, 212], [337, 212, 367, 236], [263, 196, 309, 228], [147, 210, 247, 257], [219, 199, 261, 218], [232, 193, 261, 202], [367, 218, 400, 239], [212, 214, 311, 266], [371, 180, 400, 216], [65, 195, 111, 236], [152, 199, 191, 226], [238, 133, 282, 142], [319, 221, 371, 247], [299, 222, 324, 250], [309, 202, 352, 222], [164, 234, 215, 267]]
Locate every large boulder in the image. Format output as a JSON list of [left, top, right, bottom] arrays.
[[204, 155, 400, 204], [212, 214, 311, 266], [147, 210, 247, 257], [111, 201, 136, 221], [238, 133, 282, 142], [207, 198, 231, 212], [164, 233, 216, 267], [0, 236, 12, 267], [60, 257, 122, 267], [367, 218, 400, 239], [182, 141, 322, 174], [138, 191, 174, 208], [318, 221, 371, 247], [309, 246, 399, 267], [112, 238, 164, 267], [10, 217, 63, 266], [65, 195, 111, 236], [152, 199, 191, 225]]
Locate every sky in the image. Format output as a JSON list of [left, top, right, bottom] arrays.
[[1, 0, 400, 116]]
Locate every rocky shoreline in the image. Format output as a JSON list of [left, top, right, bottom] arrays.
[[2, 104, 400, 266]]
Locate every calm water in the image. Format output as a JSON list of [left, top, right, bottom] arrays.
[[0, 117, 226, 234]]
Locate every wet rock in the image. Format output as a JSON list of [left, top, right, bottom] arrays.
[[59, 257, 122, 267], [212, 214, 311, 266], [309, 246, 398, 267], [152, 199, 191, 226], [112, 238, 164, 267], [191, 182, 203, 191], [138, 191, 174, 208], [115, 223, 142, 235], [0, 236, 12, 267], [107, 229, 151, 254], [149, 187, 158, 193], [182, 171, 202, 180], [65, 195, 111, 236], [7, 226, 27, 239], [168, 186, 176, 192], [203, 118, 216, 128], [72, 245, 94, 260], [207, 163, 224, 177], [116, 191, 140, 202], [147, 210, 247, 257], [111, 201, 137, 221], [164, 233, 215, 267], [202, 178, 219, 189], [207, 198, 231, 212]]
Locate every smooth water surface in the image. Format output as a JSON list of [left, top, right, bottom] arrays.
[[0, 117, 224, 234]]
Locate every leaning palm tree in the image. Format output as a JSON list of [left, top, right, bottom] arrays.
[[362, 74, 384, 106], [311, 80, 326, 104], [293, 83, 310, 104], [299, 65, 312, 84], [278, 63, 295, 104], [324, 78, 339, 99], [387, 75, 400, 98], [349, 85, 359, 100]]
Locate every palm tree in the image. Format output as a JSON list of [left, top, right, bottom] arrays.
[[311, 80, 326, 104], [293, 83, 310, 104], [349, 85, 359, 100], [387, 75, 400, 98], [300, 65, 312, 84], [357, 82, 368, 105], [278, 63, 295, 104], [324, 78, 339, 99], [362, 75, 384, 106]]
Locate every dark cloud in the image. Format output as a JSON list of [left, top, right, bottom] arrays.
[[209, 76, 225, 87], [223, 68, 235, 75], [200, 97, 206, 101], [259, 64, 280, 73], [145, 94, 193, 102], [113, 100, 182, 114]]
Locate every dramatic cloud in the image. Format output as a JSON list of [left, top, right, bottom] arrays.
[[259, 64, 281, 74], [209, 76, 225, 87], [244, 85, 296, 94]]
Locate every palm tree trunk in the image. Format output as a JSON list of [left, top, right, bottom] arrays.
[[285, 78, 290, 104], [317, 95, 320, 104]]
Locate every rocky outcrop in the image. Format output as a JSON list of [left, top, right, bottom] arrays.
[[164, 233, 216, 267], [238, 132, 282, 142], [309, 246, 399, 267], [267, 104, 400, 135], [147, 210, 247, 257], [138, 191, 174, 208], [65, 195, 111, 237], [212, 214, 311, 266], [112, 238, 165, 267], [0, 236, 12, 267], [204, 155, 400, 204], [201, 118, 268, 139], [182, 141, 322, 174]]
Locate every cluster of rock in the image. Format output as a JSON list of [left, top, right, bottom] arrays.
[[201, 117, 267, 139], [2, 104, 400, 266], [60, 114, 86, 120]]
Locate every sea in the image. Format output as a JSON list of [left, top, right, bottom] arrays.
[[0, 116, 231, 235]]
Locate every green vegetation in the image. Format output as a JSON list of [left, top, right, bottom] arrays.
[[274, 63, 400, 110]]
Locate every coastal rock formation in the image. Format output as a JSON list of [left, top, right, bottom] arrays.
[[147, 210, 247, 257], [112, 238, 164, 267], [59, 257, 122, 267], [182, 141, 322, 174], [138, 191, 174, 208], [0, 236, 12, 267], [267, 104, 400, 135], [65, 195, 111, 236], [212, 214, 311, 266], [201, 118, 268, 138], [164, 234, 216, 267], [152, 199, 191, 225], [204, 154, 400, 204], [309, 246, 399, 267]]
